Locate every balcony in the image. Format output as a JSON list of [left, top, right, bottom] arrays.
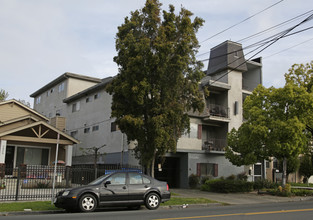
[[202, 139, 227, 152]]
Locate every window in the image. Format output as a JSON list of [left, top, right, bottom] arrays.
[[111, 122, 119, 132], [56, 109, 61, 116], [36, 96, 41, 104], [182, 123, 198, 138], [129, 173, 143, 184], [58, 82, 65, 92], [94, 93, 100, 100], [92, 125, 99, 132], [70, 130, 78, 138], [84, 127, 90, 134], [197, 163, 218, 177], [16, 147, 49, 166], [86, 97, 92, 103], [50, 88, 54, 94], [106, 173, 126, 185], [72, 101, 80, 112]]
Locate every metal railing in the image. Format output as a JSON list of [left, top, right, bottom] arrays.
[[0, 164, 142, 201], [206, 104, 229, 118], [202, 138, 227, 152]]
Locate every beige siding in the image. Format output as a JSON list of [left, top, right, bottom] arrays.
[[0, 103, 41, 122]]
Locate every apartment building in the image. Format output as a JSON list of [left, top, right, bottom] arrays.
[[30, 41, 263, 188]]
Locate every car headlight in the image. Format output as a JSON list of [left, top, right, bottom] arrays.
[[62, 190, 70, 196]]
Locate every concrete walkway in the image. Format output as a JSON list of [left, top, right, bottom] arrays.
[[171, 188, 313, 205]]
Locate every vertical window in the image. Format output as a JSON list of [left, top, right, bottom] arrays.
[[58, 82, 65, 92], [72, 101, 80, 112], [84, 127, 90, 133], [36, 96, 41, 104], [111, 122, 119, 132], [94, 93, 100, 100], [92, 125, 99, 132], [86, 96, 92, 103], [70, 130, 78, 138]]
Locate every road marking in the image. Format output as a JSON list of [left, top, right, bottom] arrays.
[[154, 208, 313, 220]]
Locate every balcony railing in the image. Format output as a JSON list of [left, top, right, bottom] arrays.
[[206, 104, 229, 118], [202, 138, 227, 152]]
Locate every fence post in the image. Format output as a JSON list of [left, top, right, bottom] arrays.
[[65, 166, 71, 188], [15, 166, 20, 201]]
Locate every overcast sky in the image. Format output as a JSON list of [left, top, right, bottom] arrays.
[[1, 0, 312, 105]]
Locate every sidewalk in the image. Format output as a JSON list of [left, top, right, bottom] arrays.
[[171, 188, 313, 205]]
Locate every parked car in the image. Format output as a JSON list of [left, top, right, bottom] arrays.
[[54, 171, 171, 212]]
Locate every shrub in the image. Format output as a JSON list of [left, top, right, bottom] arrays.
[[189, 174, 199, 189], [201, 178, 253, 193], [200, 175, 212, 185], [253, 179, 278, 190], [36, 182, 50, 189]]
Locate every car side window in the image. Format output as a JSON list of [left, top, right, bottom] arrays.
[[143, 176, 151, 184], [106, 173, 126, 185], [129, 173, 143, 184]]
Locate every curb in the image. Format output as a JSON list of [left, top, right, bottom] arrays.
[[0, 203, 224, 216]]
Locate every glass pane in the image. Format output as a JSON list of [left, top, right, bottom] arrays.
[[129, 173, 143, 184], [107, 173, 126, 185]]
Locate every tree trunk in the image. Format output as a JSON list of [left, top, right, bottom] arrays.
[[150, 150, 157, 178], [282, 157, 287, 187]]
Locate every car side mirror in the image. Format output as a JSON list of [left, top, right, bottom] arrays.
[[104, 181, 111, 187]]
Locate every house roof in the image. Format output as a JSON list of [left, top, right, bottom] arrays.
[[0, 99, 49, 122], [0, 120, 79, 145], [63, 77, 113, 103], [30, 72, 102, 97]]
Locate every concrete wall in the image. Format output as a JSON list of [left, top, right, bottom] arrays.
[[227, 70, 243, 131]]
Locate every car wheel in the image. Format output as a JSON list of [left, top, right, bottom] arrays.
[[145, 192, 160, 210], [78, 194, 97, 212]]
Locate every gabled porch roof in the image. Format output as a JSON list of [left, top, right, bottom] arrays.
[[0, 120, 79, 145]]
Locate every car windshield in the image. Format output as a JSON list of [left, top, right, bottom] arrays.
[[88, 174, 110, 185]]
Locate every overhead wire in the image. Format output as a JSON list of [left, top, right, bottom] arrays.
[[197, 9, 313, 59], [263, 36, 313, 59], [206, 13, 313, 85], [200, 0, 285, 44]]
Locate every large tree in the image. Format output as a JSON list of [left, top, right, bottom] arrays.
[[226, 62, 313, 185], [107, 0, 205, 176]]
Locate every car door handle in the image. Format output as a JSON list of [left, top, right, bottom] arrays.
[[144, 185, 149, 188], [123, 186, 127, 190]]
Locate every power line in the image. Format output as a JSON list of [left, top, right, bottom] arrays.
[[200, 0, 285, 44], [264, 36, 313, 59], [197, 10, 313, 59], [207, 13, 313, 86], [237, 9, 313, 43], [199, 24, 313, 63]]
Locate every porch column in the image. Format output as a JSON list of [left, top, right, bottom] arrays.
[[0, 140, 7, 163], [65, 145, 73, 166]]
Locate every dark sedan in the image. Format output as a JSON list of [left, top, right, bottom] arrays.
[[54, 171, 171, 212]]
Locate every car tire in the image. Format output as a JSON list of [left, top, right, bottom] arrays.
[[78, 194, 97, 212], [145, 192, 160, 210]]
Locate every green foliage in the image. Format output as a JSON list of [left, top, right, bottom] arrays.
[[253, 179, 278, 190], [299, 154, 313, 181], [107, 0, 205, 174], [188, 174, 199, 189], [227, 62, 313, 185], [0, 89, 8, 101], [201, 178, 253, 193], [36, 181, 50, 188]]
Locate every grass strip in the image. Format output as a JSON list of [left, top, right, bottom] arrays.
[[0, 201, 61, 212], [162, 197, 219, 206]]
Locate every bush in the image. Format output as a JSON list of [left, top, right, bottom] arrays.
[[201, 178, 253, 193], [253, 179, 278, 190], [189, 174, 199, 189]]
